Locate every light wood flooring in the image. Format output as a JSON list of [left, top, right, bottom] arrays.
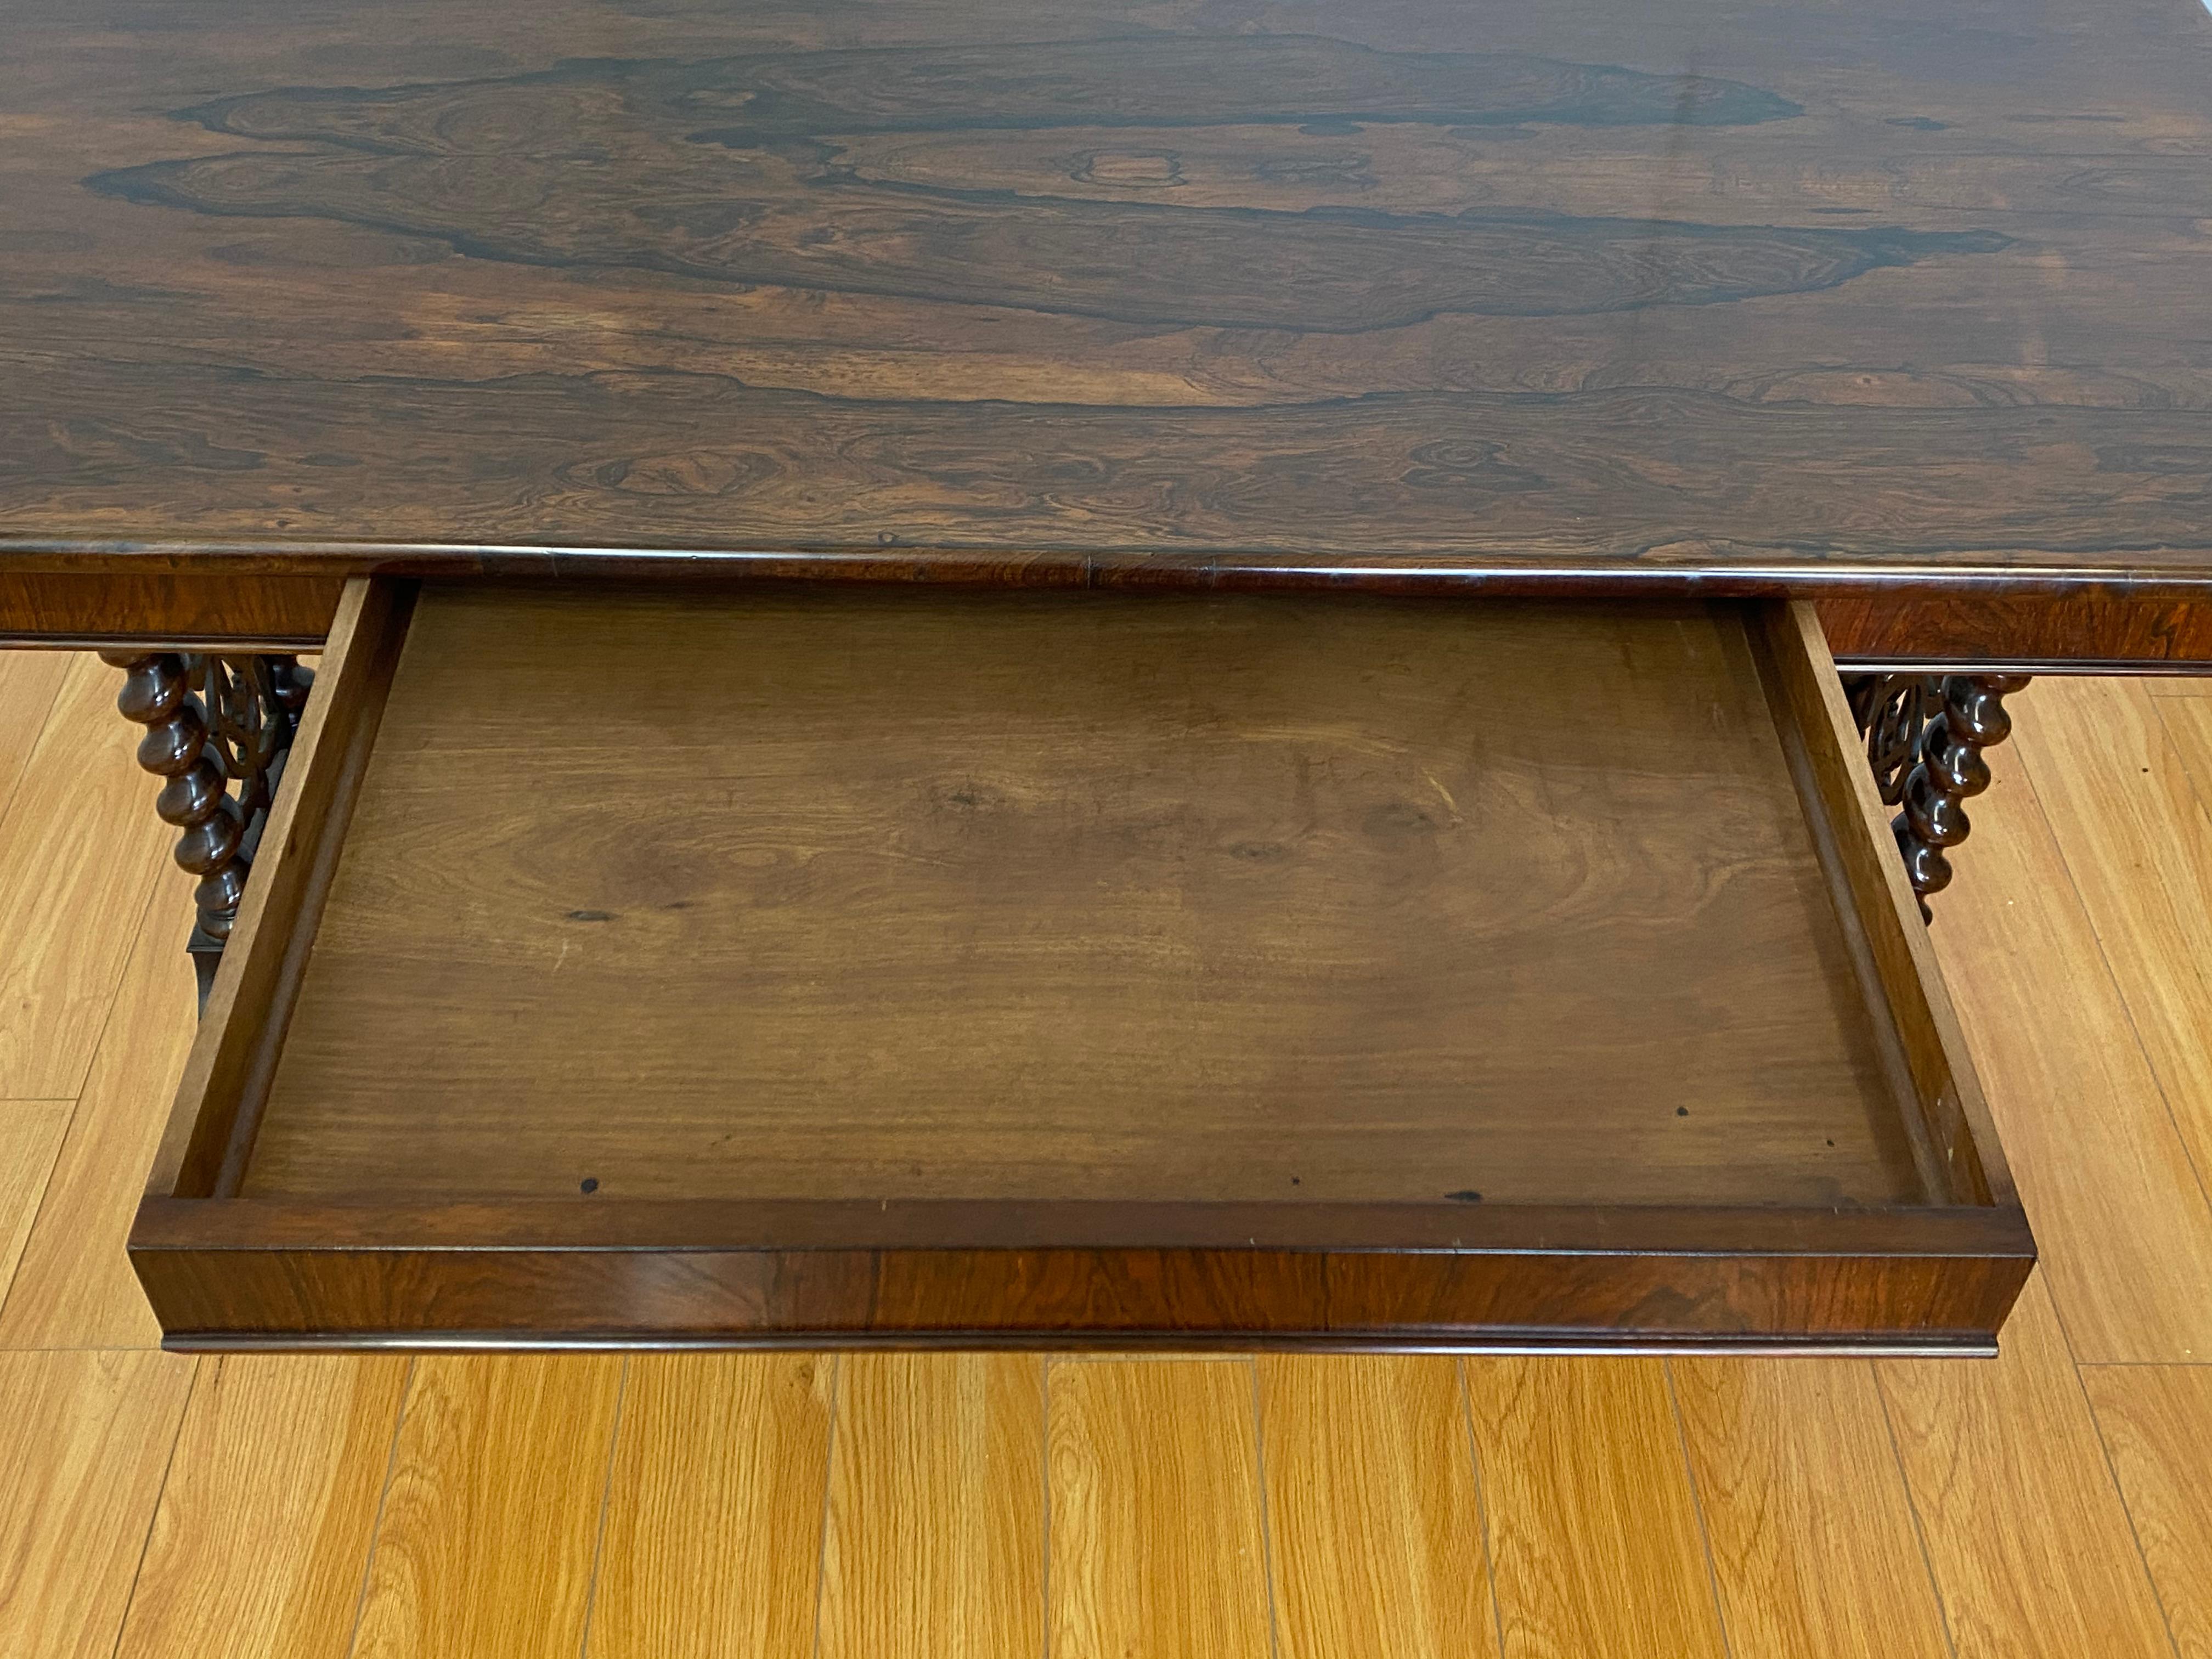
[[3, 650, 2211, 1657]]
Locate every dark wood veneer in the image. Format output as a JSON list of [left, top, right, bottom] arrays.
[[133, 1198, 2031, 1351], [1, 0, 2208, 662], [8, 549, 2209, 670], [1818, 594, 2212, 674], [0, 573, 343, 648]]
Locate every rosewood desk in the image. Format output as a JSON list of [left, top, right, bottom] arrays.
[[3, 0, 2207, 1355]]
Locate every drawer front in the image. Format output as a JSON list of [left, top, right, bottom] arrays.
[[133, 580, 2032, 1353]]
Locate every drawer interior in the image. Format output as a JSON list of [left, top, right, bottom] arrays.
[[259, 586, 1918, 1209], [134, 580, 2030, 1352]]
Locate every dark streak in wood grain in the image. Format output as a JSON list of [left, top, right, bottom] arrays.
[[0, 0, 2207, 635], [0, 572, 344, 646], [95, 149, 2006, 331], [1819, 592, 2212, 670], [76, 43, 2002, 334], [176, 37, 1807, 147], [8, 372, 2209, 561]]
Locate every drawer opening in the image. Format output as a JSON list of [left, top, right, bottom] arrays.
[[133, 579, 2032, 1353]]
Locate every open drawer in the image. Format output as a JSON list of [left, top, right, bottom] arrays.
[[133, 580, 2033, 1353]]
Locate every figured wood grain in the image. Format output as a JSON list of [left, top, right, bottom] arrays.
[[0, 890, 195, 1349], [1255, 1356, 1500, 1659], [1462, 1356, 1728, 1659], [1672, 1357, 1950, 1659], [350, 1355, 624, 1659], [114, 1356, 411, 1659], [131, 1195, 2032, 1259], [1927, 753, 2212, 1363], [0, 573, 343, 647], [0, 1099, 72, 1305], [1821, 592, 2212, 672], [820, 1355, 1044, 1659], [1877, 1279, 2175, 1659], [1048, 1359, 1273, 1659], [246, 585, 1922, 1212], [2083, 1365, 2212, 1659], [0, 653, 174, 1098], [2009, 678, 2212, 1214], [102, 31, 1940, 334], [0, 0, 2208, 611], [591, 1354, 835, 1659], [123, 1213, 2032, 1352], [0, 1349, 196, 1659]]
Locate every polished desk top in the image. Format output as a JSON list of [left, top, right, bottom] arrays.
[[2, 0, 2209, 599]]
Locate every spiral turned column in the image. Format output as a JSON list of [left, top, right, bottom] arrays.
[[99, 651, 313, 1008], [99, 651, 251, 960], [1890, 673, 2032, 921]]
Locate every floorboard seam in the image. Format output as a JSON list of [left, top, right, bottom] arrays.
[[1871, 1364, 1962, 1659], [1, 666, 174, 1101], [1039, 1356, 1051, 1659], [2070, 1361, 2186, 1658], [2011, 713, 2212, 1318], [341, 1353, 415, 1659], [1663, 1359, 1737, 1659], [106, 1352, 200, 1659], [808, 1353, 840, 1659], [574, 1353, 629, 1659], [0, 874, 161, 1340], [0, 654, 71, 825], [1246, 1359, 1284, 1659], [1454, 1359, 1511, 1659]]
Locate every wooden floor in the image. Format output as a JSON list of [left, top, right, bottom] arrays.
[[4, 651, 2211, 1658]]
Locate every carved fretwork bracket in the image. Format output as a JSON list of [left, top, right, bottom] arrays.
[[101, 651, 313, 1009], [1840, 672, 2030, 922]]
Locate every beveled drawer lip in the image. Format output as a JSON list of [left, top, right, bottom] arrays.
[[132, 579, 2034, 1353]]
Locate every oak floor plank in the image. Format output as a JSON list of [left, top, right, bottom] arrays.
[[590, 1353, 835, 1659], [1256, 1355, 1501, 1659], [0, 1348, 196, 1659], [0, 1097, 72, 1304], [2012, 677, 2212, 1240], [350, 1355, 625, 1659], [0, 650, 70, 821], [2163, 697, 2212, 804], [1462, 1356, 1728, 1659], [2084, 1365, 2212, 1659], [1879, 1278, 2175, 1659], [1673, 1357, 1950, 1659], [0, 884, 193, 1348], [1927, 750, 2212, 1363], [2, 653, 2209, 1659], [114, 1355, 410, 1659], [0, 653, 173, 1099], [820, 1353, 1043, 1659], [1049, 1358, 1271, 1659]]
